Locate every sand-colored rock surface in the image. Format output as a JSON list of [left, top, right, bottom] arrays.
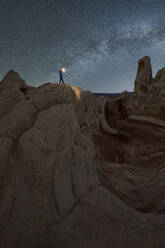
[[1, 57, 165, 247]]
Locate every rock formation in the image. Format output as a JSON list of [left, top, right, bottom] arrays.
[[134, 56, 165, 115], [1, 57, 165, 248]]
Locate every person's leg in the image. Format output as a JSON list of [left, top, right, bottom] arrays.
[[62, 78, 65, 84]]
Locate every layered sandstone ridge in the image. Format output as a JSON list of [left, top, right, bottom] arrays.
[[1, 58, 165, 248]]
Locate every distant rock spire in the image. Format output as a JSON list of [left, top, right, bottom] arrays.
[[134, 56, 152, 97]]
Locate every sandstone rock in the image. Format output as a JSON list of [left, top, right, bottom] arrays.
[[133, 57, 165, 114], [0, 70, 28, 90], [134, 56, 152, 97], [1, 68, 165, 248], [0, 88, 26, 118], [0, 71, 101, 247]]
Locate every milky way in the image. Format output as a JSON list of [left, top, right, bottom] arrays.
[[0, 0, 165, 92]]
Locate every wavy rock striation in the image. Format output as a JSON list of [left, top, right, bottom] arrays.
[[1, 57, 165, 247]]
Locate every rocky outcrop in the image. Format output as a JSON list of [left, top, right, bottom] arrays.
[[1, 63, 165, 248], [134, 56, 152, 97], [134, 56, 165, 115], [0, 70, 101, 247]]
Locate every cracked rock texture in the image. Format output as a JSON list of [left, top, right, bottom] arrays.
[[1, 57, 165, 248]]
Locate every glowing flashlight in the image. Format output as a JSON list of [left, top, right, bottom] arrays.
[[61, 68, 66, 73]]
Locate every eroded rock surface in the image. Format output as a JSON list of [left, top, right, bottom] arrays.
[[134, 56, 165, 115], [1, 61, 165, 248]]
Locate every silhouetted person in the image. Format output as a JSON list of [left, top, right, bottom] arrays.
[[59, 69, 65, 84]]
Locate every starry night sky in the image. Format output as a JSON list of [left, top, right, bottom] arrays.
[[0, 0, 165, 92]]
